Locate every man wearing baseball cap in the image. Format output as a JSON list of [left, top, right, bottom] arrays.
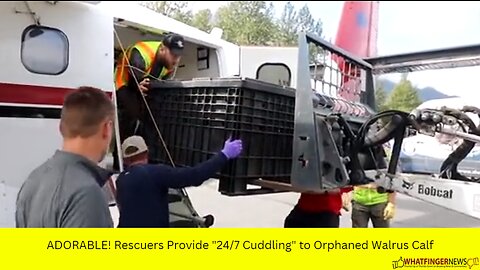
[[114, 135, 243, 228], [162, 33, 185, 59], [113, 32, 185, 171]]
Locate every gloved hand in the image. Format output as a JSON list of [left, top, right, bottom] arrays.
[[383, 202, 395, 220], [221, 137, 243, 159]]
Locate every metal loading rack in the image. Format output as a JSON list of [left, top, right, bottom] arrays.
[[290, 32, 381, 192]]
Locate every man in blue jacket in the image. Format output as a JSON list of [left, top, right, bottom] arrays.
[[115, 135, 242, 227]]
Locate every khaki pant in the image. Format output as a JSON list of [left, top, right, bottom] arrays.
[[351, 200, 390, 228]]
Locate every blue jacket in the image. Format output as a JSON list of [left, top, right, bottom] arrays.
[[116, 152, 228, 227]]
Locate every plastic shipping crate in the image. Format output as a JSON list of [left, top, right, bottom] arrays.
[[147, 78, 295, 195]]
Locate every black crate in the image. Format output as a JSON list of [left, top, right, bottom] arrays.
[[146, 78, 296, 195]]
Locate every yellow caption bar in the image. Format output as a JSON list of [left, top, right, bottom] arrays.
[[1, 228, 479, 269]]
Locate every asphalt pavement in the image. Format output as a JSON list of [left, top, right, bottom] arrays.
[[108, 178, 480, 228], [184, 180, 480, 228]]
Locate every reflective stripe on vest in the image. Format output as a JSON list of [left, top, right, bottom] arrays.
[[114, 41, 171, 90]]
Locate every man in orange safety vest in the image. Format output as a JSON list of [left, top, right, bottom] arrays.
[[113, 33, 184, 170]]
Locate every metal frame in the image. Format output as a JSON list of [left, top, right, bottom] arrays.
[[290, 32, 377, 191]]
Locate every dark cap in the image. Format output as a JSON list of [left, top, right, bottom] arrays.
[[162, 33, 185, 56]]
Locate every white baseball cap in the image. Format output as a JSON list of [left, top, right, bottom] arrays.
[[121, 136, 148, 158]]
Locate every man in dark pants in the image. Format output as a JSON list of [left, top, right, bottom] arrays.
[[115, 135, 242, 228], [284, 187, 353, 228], [113, 33, 185, 170]]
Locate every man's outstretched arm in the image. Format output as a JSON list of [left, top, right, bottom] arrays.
[[157, 152, 229, 188], [149, 138, 243, 189]]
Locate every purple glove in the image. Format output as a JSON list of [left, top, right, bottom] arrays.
[[221, 137, 243, 159]]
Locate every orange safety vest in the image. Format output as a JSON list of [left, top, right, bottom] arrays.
[[114, 41, 172, 90]]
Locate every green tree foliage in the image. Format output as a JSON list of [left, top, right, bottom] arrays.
[[374, 80, 390, 127], [213, 1, 278, 45], [141, 1, 323, 49], [276, 2, 297, 45], [140, 1, 193, 25], [276, 2, 323, 46], [375, 80, 388, 112], [275, 2, 324, 61], [192, 9, 213, 33], [385, 75, 422, 113]]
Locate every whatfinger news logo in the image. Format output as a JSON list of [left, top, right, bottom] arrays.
[[392, 257, 480, 269]]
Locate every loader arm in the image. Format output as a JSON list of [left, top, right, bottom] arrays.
[[363, 40, 480, 220], [287, 31, 480, 220], [367, 170, 480, 219], [363, 106, 480, 220]]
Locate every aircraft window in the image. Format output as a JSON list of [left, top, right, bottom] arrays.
[[21, 25, 69, 75], [256, 63, 291, 87]]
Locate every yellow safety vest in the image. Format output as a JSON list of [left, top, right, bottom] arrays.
[[353, 186, 388, 206], [114, 41, 172, 90]]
